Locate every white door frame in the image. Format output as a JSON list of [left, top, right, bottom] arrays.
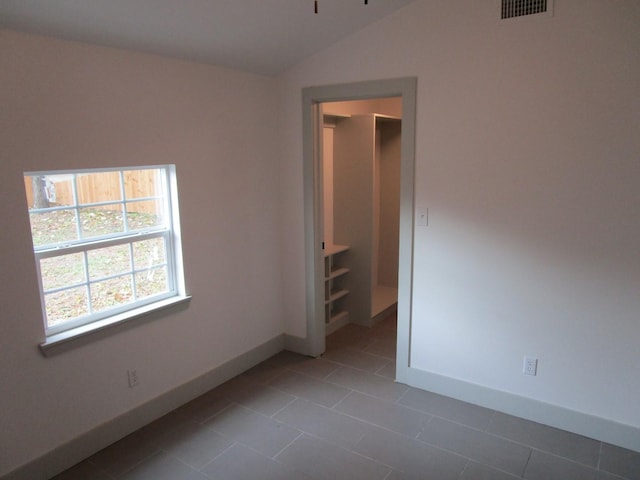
[[301, 77, 417, 374]]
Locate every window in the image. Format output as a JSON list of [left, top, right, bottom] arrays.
[[24, 166, 186, 340]]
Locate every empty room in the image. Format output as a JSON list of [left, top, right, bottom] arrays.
[[0, 1, 639, 479]]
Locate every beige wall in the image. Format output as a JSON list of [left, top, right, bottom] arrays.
[[0, 29, 282, 476], [2, 1, 640, 474], [279, 0, 640, 446]]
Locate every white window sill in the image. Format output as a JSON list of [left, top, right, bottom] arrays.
[[39, 295, 192, 357]]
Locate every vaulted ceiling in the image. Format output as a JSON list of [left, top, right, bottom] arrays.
[[0, 0, 417, 75]]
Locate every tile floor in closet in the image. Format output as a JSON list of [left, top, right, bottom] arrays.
[[53, 314, 640, 480]]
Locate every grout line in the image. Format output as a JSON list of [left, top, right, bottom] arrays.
[[317, 432, 397, 475], [373, 357, 394, 373], [396, 404, 600, 472], [163, 452, 205, 474], [201, 400, 237, 425], [322, 370, 405, 399], [387, 399, 494, 435], [525, 448, 610, 476], [321, 353, 391, 374], [328, 389, 355, 410], [522, 448, 534, 478], [352, 431, 368, 451], [412, 435, 525, 480], [485, 409, 497, 432], [271, 431, 305, 460], [457, 460, 472, 480], [474, 429, 601, 470], [320, 364, 342, 381], [597, 441, 603, 470], [328, 405, 433, 444], [197, 441, 238, 471], [395, 384, 412, 405], [268, 395, 298, 419], [113, 449, 164, 478], [419, 414, 434, 438]]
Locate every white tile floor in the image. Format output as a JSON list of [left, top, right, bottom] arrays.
[[53, 314, 640, 480]]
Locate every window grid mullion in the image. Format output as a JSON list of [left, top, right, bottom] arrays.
[[88, 270, 133, 287], [133, 261, 169, 276], [83, 249, 94, 315], [63, 263, 168, 294], [29, 195, 165, 215], [72, 173, 81, 242], [129, 242, 138, 299], [119, 170, 129, 234], [35, 230, 168, 259], [43, 280, 88, 295]]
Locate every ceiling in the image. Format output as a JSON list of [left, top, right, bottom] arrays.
[[0, 0, 417, 76]]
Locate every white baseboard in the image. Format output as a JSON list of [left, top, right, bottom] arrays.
[[284, 333, 312, 355], [397, 366, 640, 453], [3, 334, 285, 480]]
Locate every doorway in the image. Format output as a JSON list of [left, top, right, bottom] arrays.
[[301, 78, 417, 378], [322, 99, 402, 336]]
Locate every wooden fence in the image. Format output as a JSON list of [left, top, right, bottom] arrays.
[[24, 170, 160, 214]]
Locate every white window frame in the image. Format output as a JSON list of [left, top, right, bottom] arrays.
[[25, 165, 188, 352]]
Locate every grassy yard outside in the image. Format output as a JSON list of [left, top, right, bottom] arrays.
[[29, 208, 168, 327]]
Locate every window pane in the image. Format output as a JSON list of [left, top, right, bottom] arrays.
[[25, 172, 78, 248], [91, 275, 133, 312], [126, 200, 165, 230], [25, 166, 182, 336], [29, 209, 78, 247], [123, 169, 162, 199], [135, 267, 168, 299], [25, 173, 75, 209], [79, 206, 124, 239], [45, 287, 89, 326], [40, 253, 86, 291], [87, 244, 132, 280], [76, 171, 122, 205], [132, 238, 166, 270]]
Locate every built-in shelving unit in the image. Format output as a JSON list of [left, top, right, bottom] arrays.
[[332, 113, 400, 327], [324, 244, 350, 335], [322, 100, 402, 333]]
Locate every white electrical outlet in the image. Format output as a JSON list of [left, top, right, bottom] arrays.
[[127, 369, 139, 387], [523, 357, 538, 376]]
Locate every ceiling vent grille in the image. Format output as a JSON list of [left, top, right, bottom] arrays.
[[501, 0, 551, 20]]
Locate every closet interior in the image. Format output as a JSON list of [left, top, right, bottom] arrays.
[[322, 98, 402, 335]]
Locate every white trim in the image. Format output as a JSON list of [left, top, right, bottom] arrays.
[[284, 334, 310, 355], [25, 165, 187, 340], [24, 164, 172, 176], [301, 77, 417, 359], [35, 230, 167, 257], [39, 295, 192, 356], [9, 334, 285, 480], [397, 365, 640, 453]]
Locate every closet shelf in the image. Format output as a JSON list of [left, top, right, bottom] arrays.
[[323, 112, 351, 120], [325, 267, 349, 281], [324, 245, 350, 335], [324, 244, 349, 257], [325, 289, 349, 304]]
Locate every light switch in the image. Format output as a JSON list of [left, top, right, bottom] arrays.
[[416, 209, 428, 227]]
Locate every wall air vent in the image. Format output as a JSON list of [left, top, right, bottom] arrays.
[[500, 0, 553, 20]]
